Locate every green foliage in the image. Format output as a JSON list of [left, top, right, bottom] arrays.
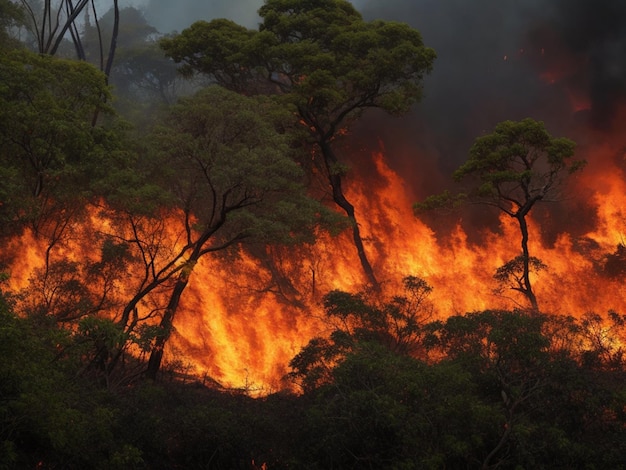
[[413, 189, 466, 214], [0, 287, 145, 469], [160, 0, 436, 143], [289, 275, 433, 391], [453, 118, 583, 212], [149, 85, 336, 246], [160, 18, 260, 87], [423, 309, 626, 468], [0, 49, 120, 235], [262, 1, 436, 124], [299, 343, 495, 469], [0, 0, 24, 50], [418, 118, 582, 219]]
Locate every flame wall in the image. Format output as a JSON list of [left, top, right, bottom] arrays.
[[5, 0, 626, 392]]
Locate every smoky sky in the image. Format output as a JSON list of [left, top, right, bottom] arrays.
[[135, 0, 626, 240], [137, 0, 626, 137], [142, 0, 263, 31], [352, 0, 626, 157], [348, 0, 626, 242]]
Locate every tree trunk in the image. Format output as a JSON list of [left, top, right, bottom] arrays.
[[103, 0, 119, 82], [517, 214, 539, 311], [91, 0, 119, 126], [320, 140, 379, 288], [145, 266, 192, 380]]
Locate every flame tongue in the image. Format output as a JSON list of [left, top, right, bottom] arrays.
[[170, 114, 626, 390], [6, 116, 626, 393]]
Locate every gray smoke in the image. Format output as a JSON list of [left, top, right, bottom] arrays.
[[132, 0, 626, 239], [349, 0, 626, 240], [353, 0, 626, 144], [142, 0, 263, 32]]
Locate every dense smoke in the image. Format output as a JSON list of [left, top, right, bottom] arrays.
[[133, 0, 625, 240], [346, 0, 625, 242], [527, 0, 626, 128], [352, 0, 626, 150]]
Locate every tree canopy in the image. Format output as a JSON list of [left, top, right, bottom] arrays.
[[127, 85, 337, 378], [160, 0, 436, 287], [0, 48, 116, 236]]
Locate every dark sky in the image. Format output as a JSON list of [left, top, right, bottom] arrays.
[[341, 0, 626, 202], [352, 0, 626, 149]]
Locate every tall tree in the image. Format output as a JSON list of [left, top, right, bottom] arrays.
[[111, 85, 334, 379], [159, 0, 436, 287], [82, 6, 181, 124], [416, 118, 583, 311]]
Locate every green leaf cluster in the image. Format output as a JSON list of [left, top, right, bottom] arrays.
[[0, 49, 120, 233], [148, 85, 339, 246], [453, 118, 582, 207]]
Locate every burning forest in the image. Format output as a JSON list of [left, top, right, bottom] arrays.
[[1, 0, 626, 468]]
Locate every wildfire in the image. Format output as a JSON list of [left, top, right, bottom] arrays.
[[173, 109, 626, 390], [5, 112, 626, 393], [5, 21, 626, 392]]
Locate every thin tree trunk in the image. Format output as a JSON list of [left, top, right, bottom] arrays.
[[517, 214, 538, 311], [320, 140, 378, 288], [145, 271, 191, 380], [103, 0, 119, 82], [91, 0, 119, 126]]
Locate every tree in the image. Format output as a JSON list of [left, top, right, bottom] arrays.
[[425, 310, 552, 468], [0, 0, 25, 50], [19, 0, 120, 82], [0, 49, 115, 240], [159, 0, 436, 287], [295, 342, 495, 469], [83, 7, 182, 127], [416, 118, 583, 311], [422, 309, 626, 468], [112, 85, 334, 379]]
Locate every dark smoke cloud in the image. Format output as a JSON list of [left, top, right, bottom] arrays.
[[348, 0, 557, 199], [348, 0, 626, 241], [137, 0, 625, 241], [352, 0, 626, 152], [527, 0, 626, 128]]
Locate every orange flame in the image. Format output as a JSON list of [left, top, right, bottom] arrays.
[[5, 101, 626, 394]]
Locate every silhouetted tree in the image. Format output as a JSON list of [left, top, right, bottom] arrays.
[[416, 118, 584, 311]]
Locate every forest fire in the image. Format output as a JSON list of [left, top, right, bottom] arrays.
[[4, 2, 626, 468], [169, 113, 626, 391], [5, 104, 626, 394], [13, 125, 623, 393], [3, 0, 625, 395]]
